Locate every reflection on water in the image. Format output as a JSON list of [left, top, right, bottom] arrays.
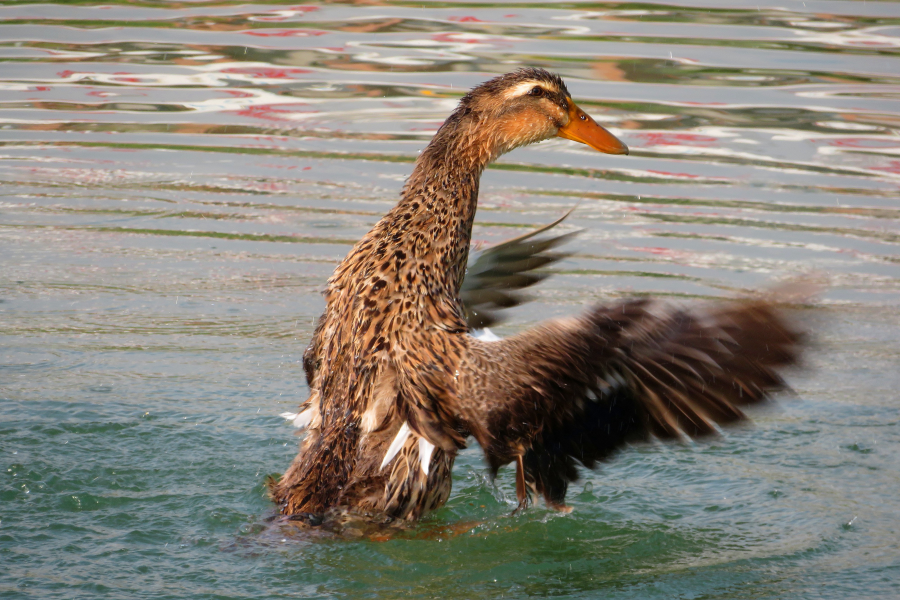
[[1, 2, 899, 599]]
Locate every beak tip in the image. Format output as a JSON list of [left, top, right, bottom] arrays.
[[557, 100, 631, 156]]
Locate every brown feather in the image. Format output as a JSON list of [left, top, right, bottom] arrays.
[[454, 297, 803, 507]]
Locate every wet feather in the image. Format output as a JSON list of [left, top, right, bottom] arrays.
[[271, 69, 809, 524]]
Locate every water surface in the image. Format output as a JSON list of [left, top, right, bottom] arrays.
[[1, 1, 899, 599]]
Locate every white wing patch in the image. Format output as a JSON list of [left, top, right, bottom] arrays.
[[379, 422, 437, 476], [418, 437, 435, 476], [280, 409, 312, 430], [380, 421, 411, 471], [472, 327, 502, 342]]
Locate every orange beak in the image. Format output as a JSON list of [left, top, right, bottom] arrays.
[[557, 100, 628, 155]]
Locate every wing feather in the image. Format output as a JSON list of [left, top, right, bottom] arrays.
[[457, 296, 804, 509], [462, 211, 576, 329]]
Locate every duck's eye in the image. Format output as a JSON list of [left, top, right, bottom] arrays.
[[529, 86, 544, 97]]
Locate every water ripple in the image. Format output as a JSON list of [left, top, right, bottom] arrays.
[[2, 2, 899, 599]]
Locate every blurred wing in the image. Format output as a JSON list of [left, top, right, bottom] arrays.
[[461, 211, 577, 330], [457, 297, 804, 510]]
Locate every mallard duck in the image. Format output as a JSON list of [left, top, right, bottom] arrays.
[[271, 68, 803, 524]]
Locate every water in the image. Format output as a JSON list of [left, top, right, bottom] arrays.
[[1, 1, 899, 598]]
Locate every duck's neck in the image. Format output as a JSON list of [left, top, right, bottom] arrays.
[[387, 112, 500, 294]]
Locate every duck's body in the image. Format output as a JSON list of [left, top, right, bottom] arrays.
[[272, 69, 802, 523]]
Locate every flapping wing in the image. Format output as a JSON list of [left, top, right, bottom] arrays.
[[461, 212, 577, 330], [456, 296, 804, 509]]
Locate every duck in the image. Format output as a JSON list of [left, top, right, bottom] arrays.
[[271, 68, 804, 525]]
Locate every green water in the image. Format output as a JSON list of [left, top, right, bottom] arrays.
[[2, 1, 899, 598]]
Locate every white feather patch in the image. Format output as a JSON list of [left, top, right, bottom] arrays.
[[380, 421, 411, 471], [280, 409, 312, 430], [472, 327, 502, 342], [418, 437, 435, 477]]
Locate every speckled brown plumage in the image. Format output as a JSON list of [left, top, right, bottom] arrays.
[[271, 68, 804, 524]]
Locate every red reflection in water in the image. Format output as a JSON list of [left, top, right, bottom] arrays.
[[638, 133, 717, 146], [241, 29, 328, 38], [431, 32, 490, 45], [222, 67, 312, 79], [872, 160, 900, 175], [285, 5, 318, 12], [646, 169, 702, 179], [109, 72, 143, 84], [232, 104, 314, 122], [223, 90, 255, 98], [821, 137, 900, 149]]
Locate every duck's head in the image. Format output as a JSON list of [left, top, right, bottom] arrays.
[[448, 68, 628, 158]]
